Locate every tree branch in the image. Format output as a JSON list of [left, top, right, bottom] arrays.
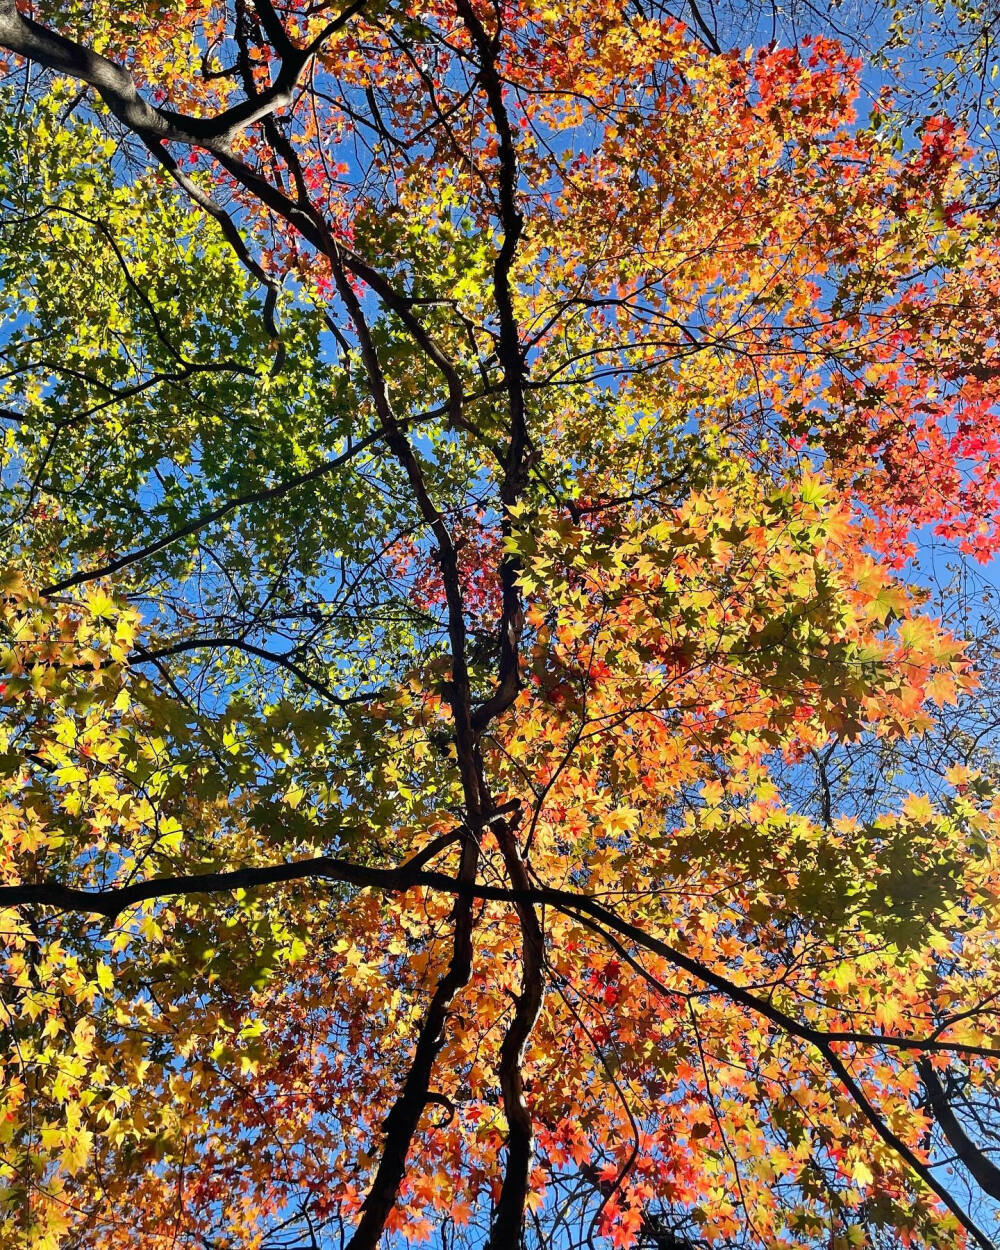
[[7, 862, 1000, 1074], [0, 0, 366, 149], [136, 637, 384, 708], [458, 0, 528, 736], [918, 1057, 1000, 1202], [486, 816, 546, 1249], [40, 422, 395, 595]]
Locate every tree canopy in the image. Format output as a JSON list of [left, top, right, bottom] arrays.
[[2, 1, 1000, 1247]]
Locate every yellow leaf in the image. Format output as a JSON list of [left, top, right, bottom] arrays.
[[83, 589, 116, 619], [832, 962, 854, 994], [851, 1160, 874, 1187]]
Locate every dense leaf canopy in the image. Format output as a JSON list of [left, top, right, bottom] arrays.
[[2, 1, 1000, 1248]]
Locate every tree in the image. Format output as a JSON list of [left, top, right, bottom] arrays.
[[1, 2, 1000, 1247]]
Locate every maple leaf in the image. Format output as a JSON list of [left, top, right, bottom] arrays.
[[0, 6, 999, 1250]]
